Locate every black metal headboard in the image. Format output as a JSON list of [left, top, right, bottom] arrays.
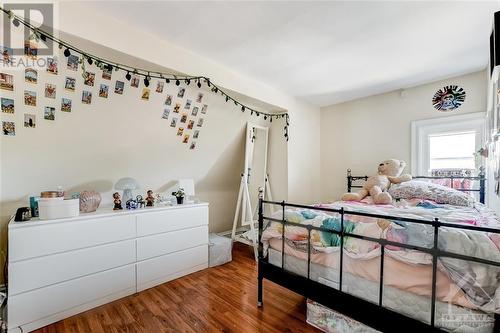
[[346, 167, 486, 204]]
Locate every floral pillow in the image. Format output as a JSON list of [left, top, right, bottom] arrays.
[[388, 180, 475, 207]]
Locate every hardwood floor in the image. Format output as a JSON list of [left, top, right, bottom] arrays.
[[34, 243, 320, 333]]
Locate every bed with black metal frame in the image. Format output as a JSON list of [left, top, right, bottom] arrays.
[[257, 168, 499, 333]]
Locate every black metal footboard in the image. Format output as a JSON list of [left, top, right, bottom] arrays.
[[257, 197, 500, 333]]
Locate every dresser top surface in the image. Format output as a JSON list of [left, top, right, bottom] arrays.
[[9, 202, 209, 229]]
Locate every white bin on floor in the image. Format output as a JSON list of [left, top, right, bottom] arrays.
[[209, 233, 232, 267]]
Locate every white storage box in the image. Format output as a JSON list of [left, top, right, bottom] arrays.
[[38, 198, 80, 220], [208, 233, 232, 267]]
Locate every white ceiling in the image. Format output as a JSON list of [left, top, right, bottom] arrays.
[[93, 1, 499, 107]]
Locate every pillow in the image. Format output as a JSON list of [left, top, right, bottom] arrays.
[[388, 180, 474, 207]]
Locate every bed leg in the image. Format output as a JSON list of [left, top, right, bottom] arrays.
[[257, 262, 263, 307]]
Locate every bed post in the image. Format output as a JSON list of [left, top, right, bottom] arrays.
[[347, 169, 352, 193], [479, 166, 486, 204], [257, 187, 264, 308]]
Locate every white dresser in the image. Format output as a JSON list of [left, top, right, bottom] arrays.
[[7, 203, 209, 333]]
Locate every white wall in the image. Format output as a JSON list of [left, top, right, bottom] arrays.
[[320, 70, 487, 202]]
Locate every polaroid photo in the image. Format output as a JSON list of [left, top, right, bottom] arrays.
[[162, 108, 170, 119], [177, 127, 184, 136], [102, 67, 112, 80], [141, 88, 150, 100], [177, 87, 185, 98], [24, 39, 37, 59], [156, 81, 164, 93], [173, 102, 181, 113], [180, 113, 188, 123], [193, 130, 199, 139], [45, 83, 56, 99], [189, 142, 196, 150], [196, 93, 203, 103], [84, 72, 95, 87], [24, 91, 36, 107], [201, 104, 208, 114], [1, 46, 13, 65], [44, 106, 55, 121], [65, 77, 76, 92], [1, 98, 14, 113], [61, 98, 72, 112], [187, 120, 194, 130], [99, 84, 109, 98], [130, 75, 140, 88], [165, 95, 173, 106], [115, 81, 124, 94], [182, 134, 190, 144], [46, 57, 58, 74], [0, 72, 14, 91], [2, 121, 15, 136], [191, 106, 199, 117], [197, 118, 204, 127], [184, 99, 192, 110], [25, 68, 37, 84], [170, 118, 178, 127], [67, 55, 79, 71], [24, 114, 36, 128], [82, 91, 92, 104]]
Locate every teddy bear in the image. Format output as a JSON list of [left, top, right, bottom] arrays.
[[341, 159, 412, 205]]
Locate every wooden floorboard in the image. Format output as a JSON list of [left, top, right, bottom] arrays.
[[33, 243, 320, 333]]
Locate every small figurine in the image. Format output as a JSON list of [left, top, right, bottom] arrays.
[[136, 195, 146, 208], [146, 190, 155, 207], [126, 198, 138, 210], [113, 192, 123, 210]]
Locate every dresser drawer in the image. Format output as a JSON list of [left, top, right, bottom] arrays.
[[137, 245, 207, 291], [9, 215, 136, 262], [137, 226, 208, 261], [136, 206, 208, 237], [8, 264, 135, 329], [9, 239, 136, 296]]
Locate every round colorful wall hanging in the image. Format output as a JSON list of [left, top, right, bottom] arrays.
[[432, 85, 466, 111]]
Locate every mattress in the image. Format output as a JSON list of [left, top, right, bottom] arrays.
[[268, 247, 495, 333]]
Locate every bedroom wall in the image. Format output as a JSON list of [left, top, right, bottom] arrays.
[[320, 70, 487, 202]]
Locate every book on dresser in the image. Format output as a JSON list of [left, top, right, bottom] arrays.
[[7, 203, 209, 333]]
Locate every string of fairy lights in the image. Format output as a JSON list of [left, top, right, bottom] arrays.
[[1, 7, 290, 140]]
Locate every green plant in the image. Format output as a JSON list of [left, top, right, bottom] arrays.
[[171, 188, 185, 198]]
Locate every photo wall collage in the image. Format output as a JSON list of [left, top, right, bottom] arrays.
[[1, 47, 207, 150]]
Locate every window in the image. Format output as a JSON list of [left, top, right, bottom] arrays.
[[411, 113, 485, 175]]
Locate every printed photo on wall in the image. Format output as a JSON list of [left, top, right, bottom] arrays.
[[24, 39, 37, 59], [177, 87, 185, 98], [173, 102, 181, 113], [102, 67, 112, 80], [180, 113, 188, 123], [46, 57, 58, 74], [44, 107, 55, 121], [130, 75, 140, 88], [182, 134, 190, 144], [162, 108, 170, 119], [99, 84, 109, 98], [24, 90, 36, 106], [141, 88, 150, 100], [177, 127, 184, 136], [196, 93, 203, 103], [1, 46, 13, 65], [190, 142, 196, 150], [184, 99, 192, 109], [197, 118, 204, 127], [187, 120, 194, 130], [2, 121, 15, 136], [170, 117, 178, 127], [61, 98, 72, 112], [201, 104, 208, 114], [82, 91, 92, 104], [25, 68, 37, 84], [0, 73, 14, 91], [156, 81, 164, 93], [115, 81, 124, 94], [1, 98, 14, 113], [67, 55, 79, 71], [24, 114, 36, 128], [63, 77, 75, 92], [165, 95, 173, 106], [45, 83, 56, 99], [193, 130, 199, 139], [84, 72, 95, 87], [191, 106, 199, 117]]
